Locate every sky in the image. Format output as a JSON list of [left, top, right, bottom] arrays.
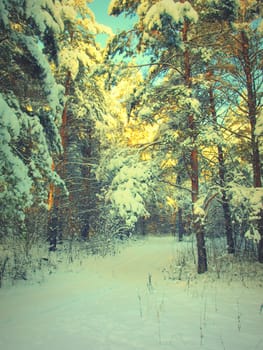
[[89, 0, 135, 46], [89, 0, 148, 70]]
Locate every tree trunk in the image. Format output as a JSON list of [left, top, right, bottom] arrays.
[[48, 205, 59, 251], [182, 19, 207, 273], [177, 208, 185, 241], [257, 210, 263, 262], [209, 85, 235, 253], [240, 30, 261, 188], [240, 30, 263, 262], [176, 172, 186, 241], [47, 70, 72, 247], [218, 146, 235, 254], [196, 221, 207, 274], [222, 192, 235, 253], [60, 70, 72, 149]]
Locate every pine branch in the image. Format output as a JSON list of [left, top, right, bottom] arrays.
[[158, 179, 193, 194]]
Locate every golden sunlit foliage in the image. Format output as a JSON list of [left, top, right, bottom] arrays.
[[10, 22, 23, 32]]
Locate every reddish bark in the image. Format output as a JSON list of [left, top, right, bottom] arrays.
[[240, 30, 261, 188], [182, 18, 207, 273], [47, 160, 55, 211], [240, 30, 263, 262]]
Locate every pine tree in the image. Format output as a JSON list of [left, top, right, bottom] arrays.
[[0, 0, 65, 239], [107, 0, 211, 272], [202, 0, 263, 261], [47, 0, 111, 247]]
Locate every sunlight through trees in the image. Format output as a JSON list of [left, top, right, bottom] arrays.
[[0, 0, 262, 275]]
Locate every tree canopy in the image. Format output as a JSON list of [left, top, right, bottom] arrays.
[[0, 0, 262, 274]]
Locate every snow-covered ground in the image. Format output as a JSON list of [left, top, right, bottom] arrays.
[[0, 236, 262, 350]]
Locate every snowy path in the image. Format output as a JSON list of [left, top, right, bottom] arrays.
[[0, 236, 262, 350]]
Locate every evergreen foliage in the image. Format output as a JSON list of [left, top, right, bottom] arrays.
[[104, 0, 263, 270], [0, 0, 262, 274], [0, 0, 65, 237]]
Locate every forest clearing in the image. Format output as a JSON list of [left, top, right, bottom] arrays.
[[0, 235, 263, 350], [0, 1, 263, 348]]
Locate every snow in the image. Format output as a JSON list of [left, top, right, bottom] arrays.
[[25, 0, 64, 33], [0, 0, 9, 27], [0, 236, 262, 350], [144, 0, 198, 32], [21, 35, 64, 114], [0, 93, 21, 139], [98, 153, 155, 228]]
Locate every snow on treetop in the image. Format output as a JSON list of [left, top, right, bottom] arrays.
[[25, 0, 64, 34], [143, 0, 198, 32], [0, 94, 20, 140]]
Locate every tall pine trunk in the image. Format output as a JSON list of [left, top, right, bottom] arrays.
[[240, 30, 263, 262], [209, 86, 235, 254], [47, 70, 72, 249], [218, 147, 235, 253], [182, 20, 207, 273]]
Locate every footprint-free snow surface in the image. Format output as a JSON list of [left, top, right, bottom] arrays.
[[0, 236, 262, 350]]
